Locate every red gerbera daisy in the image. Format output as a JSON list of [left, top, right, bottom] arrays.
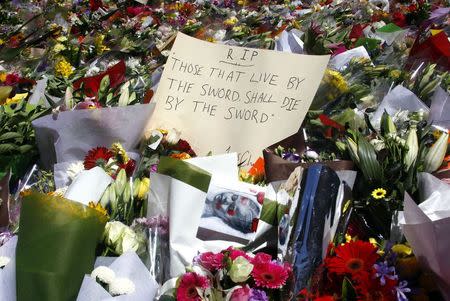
[[252, 260, 289, 289], [83, 147, 114, 170], [176, 272, 209, 301], [325, 241, 379, 278]]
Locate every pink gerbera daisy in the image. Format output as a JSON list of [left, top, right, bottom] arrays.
[[251, 261, 289, 289], [176, 272, 210, 301]]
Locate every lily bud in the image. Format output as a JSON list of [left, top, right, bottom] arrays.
[[404, 126, 418, 170], [424, 131, 449, 173]]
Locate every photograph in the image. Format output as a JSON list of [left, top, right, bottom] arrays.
[[197, 183, 264, 244]]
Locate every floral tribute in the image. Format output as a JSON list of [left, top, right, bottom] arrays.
[[160, 247, 292, 301]]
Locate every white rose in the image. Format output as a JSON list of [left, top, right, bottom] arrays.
[[104, 221, 126, 246], [165, 128, 181, 145], [115, 227, 140, 254]]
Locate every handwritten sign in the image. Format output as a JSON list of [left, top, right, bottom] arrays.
[[149, 33, 330, 165]]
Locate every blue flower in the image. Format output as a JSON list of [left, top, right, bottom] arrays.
[[373, 261, 397, 286], [395, 280, 411, 301]]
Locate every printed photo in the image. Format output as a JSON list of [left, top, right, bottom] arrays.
[[197, 183, 264, 244]]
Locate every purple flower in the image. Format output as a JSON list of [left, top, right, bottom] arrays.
[[395, 280, 411, 301], [150, 164, 158, 173], [373, 261, 397, 286], [281, 152, 300, 163], [133, 216, 169, 236], [249, 289, 269, 301]]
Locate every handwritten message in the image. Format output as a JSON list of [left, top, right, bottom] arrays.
[[149, 33, 330, 165]]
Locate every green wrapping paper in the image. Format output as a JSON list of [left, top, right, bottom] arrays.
[[16, 192, 108, 301]]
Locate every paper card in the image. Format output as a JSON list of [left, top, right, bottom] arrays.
[[64, 167, 112, 205], [149, 32, 330, 166], [197, 182, 264, 245]]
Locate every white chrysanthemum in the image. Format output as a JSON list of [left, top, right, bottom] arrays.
[[109, 277, 135, 296], [213, 29, 226, 42], [91, 266, 116, 284], [165, 128, 181, 145], [0, 256, 11, 268], [67, 161, 85, 181], [305, 150, 319, 160]]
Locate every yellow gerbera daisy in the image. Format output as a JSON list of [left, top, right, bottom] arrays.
[[88, 201, 108, 217], [371, 188, 387, 199]]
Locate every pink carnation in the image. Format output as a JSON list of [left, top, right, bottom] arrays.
[[196, 252, 225, 271], [251, 252, 272, 268], [251, 261, 289, 289], [176, 272, 210, 301], [226, 247, 251, 261]]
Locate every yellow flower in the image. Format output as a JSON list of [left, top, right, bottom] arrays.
[[0, 39, 4, 46], [53, 43, 66, 53], [20, 189, 33, 198], [157, 128, 168, 135], [6, 93, 28, 105], [55, 57, 73, 78], [88, 201, 108, 217], [137, 177, 150, 200], [0, 72, 7, 82], [224, 17, 238, 27], [345, 234, 352, 243], [392, 244, 412, 257], [56, 36, 67, 42], [371, 188, 387, 199], [389, 69, 402, 79], [237, 0, 247, 5], [111, 142, 129, 163], [94, 34, 109, 55], [232, 26, 244, 33], [206, 37, 216, 43]]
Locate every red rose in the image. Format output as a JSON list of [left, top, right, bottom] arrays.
[[392, 12, 407, 27]]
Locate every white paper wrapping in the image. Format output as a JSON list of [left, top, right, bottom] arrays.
[[401, 174, 450, 300], [77, 252, 158, 301], [429, 87, 450, 125], [148, 172, 208, 277], [275, 30, 304, 54], [0, 236, 17, 301], [329, 46, 371, 71], [371, 85, 429, 128], [64, 167, 112, 205], [32, 103, 155, 170]]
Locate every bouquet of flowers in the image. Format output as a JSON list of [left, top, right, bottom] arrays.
[[159, 247, 293, 301]]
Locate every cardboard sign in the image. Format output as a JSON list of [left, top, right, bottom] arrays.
[[149, 33, 329, 165]]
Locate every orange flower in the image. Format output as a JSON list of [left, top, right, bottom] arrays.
[[170, 152, 191, 160]]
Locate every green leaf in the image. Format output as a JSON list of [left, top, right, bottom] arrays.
[[0, 144, 18, 154], [260, 199, 278, 225], [342, 277, 357, 301], [18, 144, 34, 154], [0, 132, 23, 141], [357, 135, 382, 181]]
